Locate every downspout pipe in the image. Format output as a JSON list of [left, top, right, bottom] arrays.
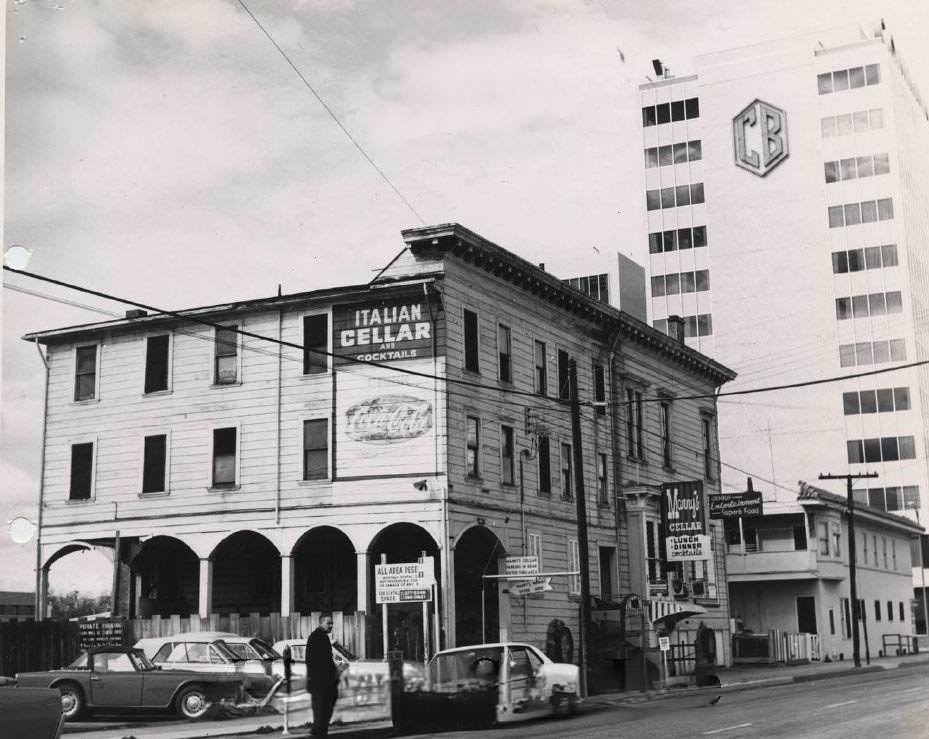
[[34, 339, 49, 618]]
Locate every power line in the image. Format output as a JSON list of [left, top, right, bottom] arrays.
[[7, 265, 929, 413], [234, 0, 426, 225]]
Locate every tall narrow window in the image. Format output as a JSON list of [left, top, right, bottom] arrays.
[[527, 532, 542, 565], [303, 419, 329, 480], [627, 389, 644, 459], [560, 443, 573, 499], [144, 335, 170, 394], [568, 539, 581, 595], [212, 427, 237, 487], [214, 326, 238, 385], [466, 416, 480, 477], [75, 345, 98, 401], [498, 324, 512, 383], [501, 425, 515, 485], [142, 434, 167, 494], [593, 364, 606, 417], [70, 442, 94, 500], [463, 309, 480, 373], [660, 400, 672, 467], [303, 315, 328, 375], [558, 350, 571, 400], [534, 341, 547, 396], [702, 415, 715, 479], [537, 434, 551, 494], [597, 453, 608, 504]]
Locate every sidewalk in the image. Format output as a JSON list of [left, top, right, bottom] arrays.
[[591, 649, 929, 706]]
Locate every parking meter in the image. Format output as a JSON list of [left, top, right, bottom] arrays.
[[282, 645, 292, 694]]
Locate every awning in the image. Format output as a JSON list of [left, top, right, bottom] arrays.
[[650, 599, 707, 627]]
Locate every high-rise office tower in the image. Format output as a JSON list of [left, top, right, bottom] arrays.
[[638, 25, 929, 619]]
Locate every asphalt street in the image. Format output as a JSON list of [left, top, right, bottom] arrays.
[[61, 662, 929, 739]]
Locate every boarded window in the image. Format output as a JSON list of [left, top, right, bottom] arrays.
[[142, 434, 167, 494], [144, 335, 170, 393], [498, 324, 512, 383], [501, 425, 515, 485], [463, 309, 479, 373], [537, 435, 551, 494], [70, 443, 94, 500], [212, 428, 237, 486], [558, 350, 571, 400], [303, 315, 328, 375]]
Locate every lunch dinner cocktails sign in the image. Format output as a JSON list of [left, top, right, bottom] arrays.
[[661, 480, 710, 561]]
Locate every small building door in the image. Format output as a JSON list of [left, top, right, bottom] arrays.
[[797, 596, 817, 634]]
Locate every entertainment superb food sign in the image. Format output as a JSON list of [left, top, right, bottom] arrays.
[[661, 481, 710, 561]]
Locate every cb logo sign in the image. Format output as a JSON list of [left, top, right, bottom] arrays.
[[733, 99, 788, 177]]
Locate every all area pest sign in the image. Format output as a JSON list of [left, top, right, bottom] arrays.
[[661, 480, 710, 561]]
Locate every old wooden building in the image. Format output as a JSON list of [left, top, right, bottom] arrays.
[[26, 223, 735, 668]]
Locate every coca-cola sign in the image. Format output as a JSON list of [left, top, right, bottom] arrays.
[[345, 395, 433, 444]]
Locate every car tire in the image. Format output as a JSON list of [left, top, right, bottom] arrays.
[[176, 685, 211, 720], [58, 682, 85, 721]]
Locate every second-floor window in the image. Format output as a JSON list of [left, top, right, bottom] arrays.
[[70, 442, 94, 500], [568, 538, 581, 595], [818, 522, 829, 556], [303, 315, 328, 375], [702, 415, 715, 479], [466, 416, 480, 478], [534, 341, 547, 396], [142, 434, 167, 494], [463, 309, 480, 373], [597, 453, 608, 504], [144, 335, 170, 394], [558, 350, 571, 400], [497, 324, 512, 383], [74, 345, 98, 401], [501, 425, 515, 485], [560, 443, 573, 499], [212, 427, 237, 487], [303, 419, 329, 480], [660, 401, 672, 467], [214, 326, 239, 385], [627, 389, 644, 459], [593, 364, 606, 416], [537, 434, 551, 494]]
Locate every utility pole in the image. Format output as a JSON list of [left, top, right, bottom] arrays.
[[569, 360, 591, 697], [819, 471, 877, 668]]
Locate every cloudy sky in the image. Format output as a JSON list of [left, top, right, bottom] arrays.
[[3, 0, 928, 597]]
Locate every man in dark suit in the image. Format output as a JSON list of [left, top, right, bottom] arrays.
[[305, 613, 338, 737]]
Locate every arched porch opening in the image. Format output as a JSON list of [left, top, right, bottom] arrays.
[[292, 526, 357, 614], [454, 525, 506, 646], [131, 536, 199, 617], [210, 531, 281, 616]]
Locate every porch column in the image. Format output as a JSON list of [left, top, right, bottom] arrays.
[[356, 551, 369, 613], [36, 565, 50, 620], [198, 558, 213, 619], [444, 546, 456, 647], [280, 555, 294, 617]]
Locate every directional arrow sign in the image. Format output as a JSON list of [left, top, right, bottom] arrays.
[[509, 577, 552, 597]]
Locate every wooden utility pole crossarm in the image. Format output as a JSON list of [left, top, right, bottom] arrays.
[[818, 471, 878, 669]]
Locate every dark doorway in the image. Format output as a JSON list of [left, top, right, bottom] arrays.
[[797, 596, 817, 633], [132, 536, 199, 617], [293, 526, 357, 614], [599, 546, 615, 602], [454, 526, 505, 647], [211, 531, 281, 616], [368, 523, 440, 661]]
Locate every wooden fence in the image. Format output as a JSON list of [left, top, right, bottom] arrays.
[[1, 611, 375, 676], [0, 619, 81, 678]]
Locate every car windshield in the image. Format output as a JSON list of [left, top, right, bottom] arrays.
[[249, 639, 281, 660], [286, 644, 305, 661], [429, 647, 503, 686], [211, 640, 247, 662], [68, 653, 89, 669]]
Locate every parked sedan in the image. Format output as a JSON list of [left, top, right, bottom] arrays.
[[395, 642, 579, 730], [0, 686, 65, 739], [134, 632, 275, 698], [14, 647, 243, 721]]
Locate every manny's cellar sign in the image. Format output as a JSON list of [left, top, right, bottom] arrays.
[[333, 300, 432, 363], [661, 480, 710, 561]]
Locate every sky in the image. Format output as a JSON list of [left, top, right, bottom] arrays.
[[3, 0, 928, 598]]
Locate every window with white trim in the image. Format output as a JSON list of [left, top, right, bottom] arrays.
[[75, 345, 98, 401], [568, 538, 581, 595]]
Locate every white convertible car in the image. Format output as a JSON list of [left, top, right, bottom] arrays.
[[397, 642, 580, 729]]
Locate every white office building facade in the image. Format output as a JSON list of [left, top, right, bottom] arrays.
[[638, 26, 929, 630]]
